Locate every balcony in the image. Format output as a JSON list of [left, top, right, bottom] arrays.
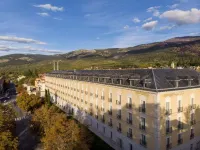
[[178, 139, 183, 145], [140, 139, 147, 147], [191, 120, 196, 125], [127, 118, 132, 125], [178, 107, 183, 113], [126, 103, 132, 109], [166, 127, 172, 134], [177, 123, 183, 130], [108, 122, 112, 127], [116, 100, 121, 105], [108, 110, 112, 116], [117, 114, 121, 120], [165, 109, 172, 115], [139, 124, 146, 131], [117, 127, 122, 133], [190, 104, 196, 110], [108, 98, 112, 102], [190, 133, 195, 139], [166, 143, 172, 150], [139, 106, 146, 113], [127, 132, 132, 139]]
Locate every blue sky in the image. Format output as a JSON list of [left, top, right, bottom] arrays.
[[0, 0, 200, 56]]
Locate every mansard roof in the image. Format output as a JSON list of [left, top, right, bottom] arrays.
[[46, 69, 200, 92]]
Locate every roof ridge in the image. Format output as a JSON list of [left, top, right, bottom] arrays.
[[152, 69, 158, 91]]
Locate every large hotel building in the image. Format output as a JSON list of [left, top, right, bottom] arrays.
[[45, 69, 200, 150]]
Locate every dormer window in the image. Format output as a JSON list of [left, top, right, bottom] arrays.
[[143, 79, 151, 88]]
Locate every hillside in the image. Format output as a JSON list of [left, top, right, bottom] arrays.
[[0, 36, 200, 74]]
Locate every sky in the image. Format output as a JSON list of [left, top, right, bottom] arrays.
[[0, 0, 200, 56]]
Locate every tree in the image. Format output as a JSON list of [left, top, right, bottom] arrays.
[[42, 116, 80, 150], [16, 92, 41, 113], [44, 89, 52, 108], [16, 84, 25, 94], [31, 105, 93, 150], [0, 105, 18, 150]]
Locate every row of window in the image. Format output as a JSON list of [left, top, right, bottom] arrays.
[[166, 129, 195, 149]]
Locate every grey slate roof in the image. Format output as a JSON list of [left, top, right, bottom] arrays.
[[46, 69, 200, 92]]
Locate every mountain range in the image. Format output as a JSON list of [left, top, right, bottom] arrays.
[[0, 36, 200, 71]]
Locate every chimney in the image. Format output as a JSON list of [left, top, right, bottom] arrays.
[[53, 61, 56, 70], [188, 79, 193, 86], [175, 80, 179, 88], [57, 61, 59, 70]]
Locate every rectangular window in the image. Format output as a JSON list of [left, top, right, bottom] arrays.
[[141, 117, 145, 126], [129, 143, 133, 150], [191, 98, 194, 105], [119, 123, 121, 128], [119, 95, 121, 102], [191, 128, 194, 134], [128, 97, 132, 104], [142, 101, 146, 108], [129, 128, 132, 134], [191, 113, 194, 120], [166, 102, 170, 110], [118, 109, 121, 115], [128, 112, 132, 120], [166, 120, 170, 128], [110, 131, 112, 139], [103, 127, 106, 133], [109, 105, 112, 111], [178, 117, 181, 124], [110, 93, 112, 99], [167, 137, 170, 145], [178, 133, 181, 140], [178, 100, 181, 108], [141, 134, 146, 142]]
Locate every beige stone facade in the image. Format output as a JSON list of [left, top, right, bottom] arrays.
[[45, 70, 200, 150]]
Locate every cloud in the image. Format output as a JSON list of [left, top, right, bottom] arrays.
[[0, 36, 46, 45], [147, 6, 160, 16], [160, 8, 200, 25], [0, 45, 63, 53], [33, 4, 64, 12], [53, 17, 62, 20], [133, 17, 141, 23], [144, 17, 152, 22], [159, 25, 176, 30], [123, 25, 129, 29], [37, 12, 49, 17], [84, 14, 91, 17], [168, 4, 179, 9], [189, 32, 200, 36], [142, 21, 158, 30], [96, 37, 100, 40]]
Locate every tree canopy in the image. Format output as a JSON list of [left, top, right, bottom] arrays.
[[16, 92, 42, 113], [31, 105, 93, 150], [0, 105, 18, 150]]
